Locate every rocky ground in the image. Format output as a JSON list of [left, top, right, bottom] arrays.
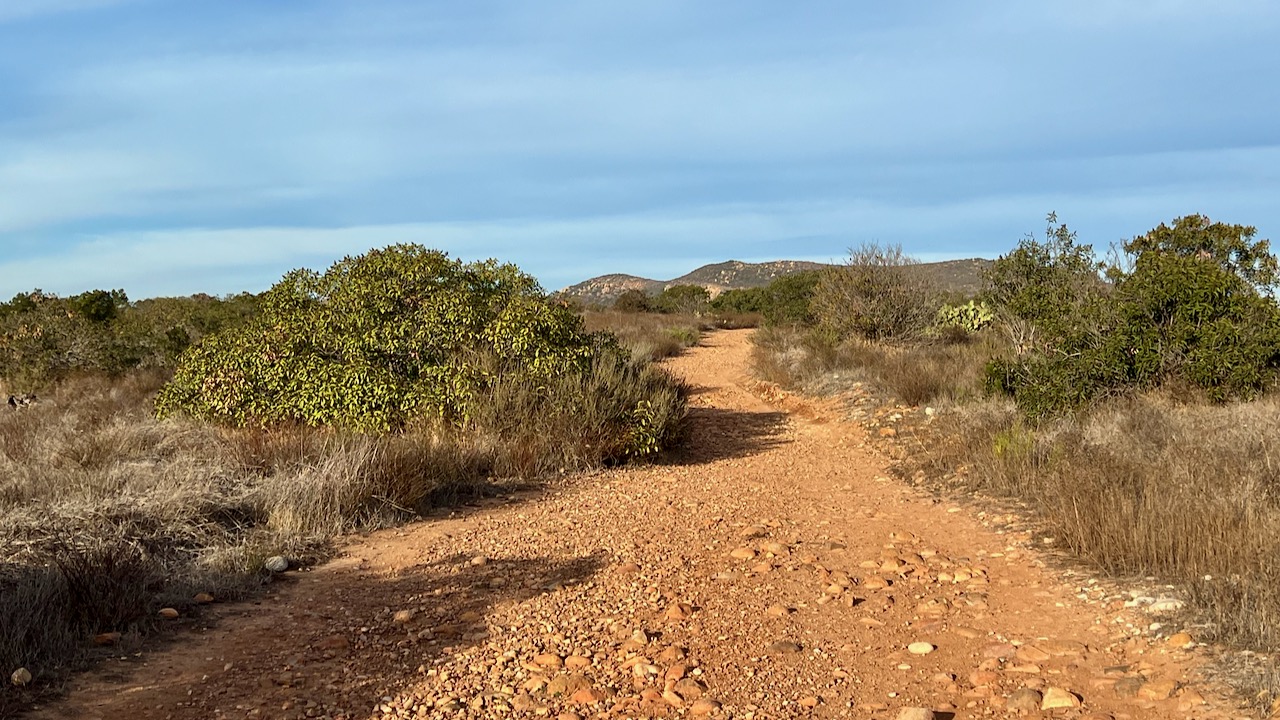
[[30, 329, 1252, 720]]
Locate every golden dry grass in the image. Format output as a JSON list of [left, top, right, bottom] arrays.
[[0, 352, 687, 713]]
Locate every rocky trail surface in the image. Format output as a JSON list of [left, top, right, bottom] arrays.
[[33, 330, 1249, 720]]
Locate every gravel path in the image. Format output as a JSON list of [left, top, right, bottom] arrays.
[[33, 329, 1247, 720]]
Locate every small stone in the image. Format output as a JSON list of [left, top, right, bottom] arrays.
[[392, 609, 415, 624], [194, 593, 215, 604], [908, 642, 936, 656], [658, 646, 687, 663], [730, 547, 757, 560], [470, 555, 489, 566], [11, 667, 32, 686], [894, 708, 935, 720], [264, 556, 289, 573], [1007, 688, 1042, 712], [1137, 678, 1179, 700], [1177, 688, 1206, 709], [318, 634, 349, 651], [665, 603, 695, 621], [617, 562, 642, 574], [766, 604, 793, 617], [565, 655, 592, 670], [534, 653, 564, 668], [1166, 632, 1194, 649], [1112, 677, 1144, 698], [1040, 687, 1082, 710], [879, 427, 898, 438], [93, 632, 122, 646], [570, 687, 607, 704], [690, 699, 722, 715], [769, 640, 803, 655], [1017, 645, 1052, 663], [863, 576, 891, 590], [798, 696, 821, 708], [158, 608, 180, 619]]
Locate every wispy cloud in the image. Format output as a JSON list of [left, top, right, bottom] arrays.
[[0, 1, 1278, 298]]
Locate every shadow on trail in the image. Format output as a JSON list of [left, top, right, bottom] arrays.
[[33, 551, 608, 719], [661, 406, 790, 466]]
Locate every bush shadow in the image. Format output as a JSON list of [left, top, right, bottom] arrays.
[[660, 406, 790, 466], [26, 551, 608, 719]]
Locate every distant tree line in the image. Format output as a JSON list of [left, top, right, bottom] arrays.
[[0, 288, 260, 389]]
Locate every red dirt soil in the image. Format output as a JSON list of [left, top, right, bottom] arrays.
[[30, 329, 1248, 720]]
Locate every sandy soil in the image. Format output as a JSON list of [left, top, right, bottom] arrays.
[[31, 329, 1248, 720]]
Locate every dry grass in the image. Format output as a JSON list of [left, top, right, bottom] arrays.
[[751, 325, 996, 406], [583, 310, 707, 362], [0, 357, 686, 713], [918, 394, 1280, 711]]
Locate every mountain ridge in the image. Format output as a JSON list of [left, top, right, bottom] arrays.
[[558, 258, 993, 306]]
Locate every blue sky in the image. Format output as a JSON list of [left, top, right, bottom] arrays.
[[1, 1, 1278, 298]]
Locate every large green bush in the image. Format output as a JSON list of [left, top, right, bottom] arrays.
[[984, 215, 1280, 417], [155, 245, 683, 457]]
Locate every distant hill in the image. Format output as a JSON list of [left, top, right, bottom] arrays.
[[559, 258, 992, 307]]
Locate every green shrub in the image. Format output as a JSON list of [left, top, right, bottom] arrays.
[[985, 215, 1280, 417], [652, 285, 711, 315], [0, 289, 259, 389], [612, 289, 652, 313], [712, 271, 819, 327], [156, 245, 683, 459]]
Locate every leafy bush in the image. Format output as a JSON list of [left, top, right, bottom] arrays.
[[811, 243, 940, 342], [984, 214, 1280, 417], [652, 284, 711, 315], [712, 271, 819, 327], [156, 245, 683, 459], [612, 289, 652, 313], [0, 289, 259, 389]]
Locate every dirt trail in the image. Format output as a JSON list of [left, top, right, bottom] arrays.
[[34, 329, 1245, 720]]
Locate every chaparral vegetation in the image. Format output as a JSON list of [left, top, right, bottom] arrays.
[[0, 244, 687, 712], [749, 214, 1280, 710]]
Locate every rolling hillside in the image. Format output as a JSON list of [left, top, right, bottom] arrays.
[[559, 258, 993, 306]]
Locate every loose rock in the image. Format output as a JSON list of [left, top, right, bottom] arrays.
[[1007, 688, 1043, 712], [1040, 687, 1082, 710]]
